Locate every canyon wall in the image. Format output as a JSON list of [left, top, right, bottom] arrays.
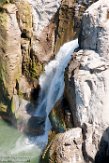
[[0, 0, 96, 129], [1, 0, 108, 162]]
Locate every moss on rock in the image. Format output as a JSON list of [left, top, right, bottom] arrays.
[[29, 56, 44, 80]]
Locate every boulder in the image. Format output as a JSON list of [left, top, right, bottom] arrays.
[[42, 128, 84, 163]]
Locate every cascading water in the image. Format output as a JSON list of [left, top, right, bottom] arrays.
[[0, 39, 78, 163], [32, 39, 79, 148]]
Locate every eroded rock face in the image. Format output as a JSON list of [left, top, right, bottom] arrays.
[[0, 4, 21, 112], [46, 128, 84, 163], [54, 0, 97, 53], [79, 0, 109, 58], [65, 0, 109, 162], [27, 0, 61, 63], [28, 0, 61, 36], [66, 50, 109, 127]]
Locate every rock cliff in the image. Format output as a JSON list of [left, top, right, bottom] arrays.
[[0, 0, 95, 132], [0, 0, 62, 128], [64, 0, 109, 162], [1, 0, 109, 162], [0, 3, 21, 115]]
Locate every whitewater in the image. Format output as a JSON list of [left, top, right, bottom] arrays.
[[31, 38, 79, 148], [8, 39, 79, 157]]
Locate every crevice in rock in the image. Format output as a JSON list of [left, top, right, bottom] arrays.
[[82, 123, 94, 163], [95, 127, 109, 163]]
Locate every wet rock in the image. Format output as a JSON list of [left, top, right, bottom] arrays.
[[26, 116, 46, 136], [14, 98, 45, 135], [49, 99, 66, 133]]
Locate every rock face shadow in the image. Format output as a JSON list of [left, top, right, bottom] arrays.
[[25, 85, 46, 136], [95, 127, 109, 163], [82, 123, 94, 163], [25, 116, 46, 136]]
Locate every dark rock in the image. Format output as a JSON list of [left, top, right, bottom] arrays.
[[26, 116, 46, 136]]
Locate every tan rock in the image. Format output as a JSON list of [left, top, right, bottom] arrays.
[[47, 128, 84, 163], [0, 4, 21, 100], [54, 0, 97, 53], [15, 0, 33, 39]]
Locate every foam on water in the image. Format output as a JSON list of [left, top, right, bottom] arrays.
[[1, 39, 78, 156], [10, 136, 35, 154]]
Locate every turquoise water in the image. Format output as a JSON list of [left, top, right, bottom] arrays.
[[0, 120, 42, 163]]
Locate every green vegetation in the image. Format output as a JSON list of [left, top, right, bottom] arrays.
[[30, 57, 44, 80], [23, 56, 44, 81]]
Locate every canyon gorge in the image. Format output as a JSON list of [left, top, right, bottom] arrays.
[[0, 0, 109, 163]]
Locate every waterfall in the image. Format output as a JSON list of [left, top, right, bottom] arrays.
[[32, 39, 79, 148]]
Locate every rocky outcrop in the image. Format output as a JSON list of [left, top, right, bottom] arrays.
[[42, 128, 84, 163], [28, 0, 61, 63], [0, 0, 62, 131], [66, 50, 109, 127], [65, 0, 109, 162], [0, 0, 96, 133], [54, 0, 97, 53]]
